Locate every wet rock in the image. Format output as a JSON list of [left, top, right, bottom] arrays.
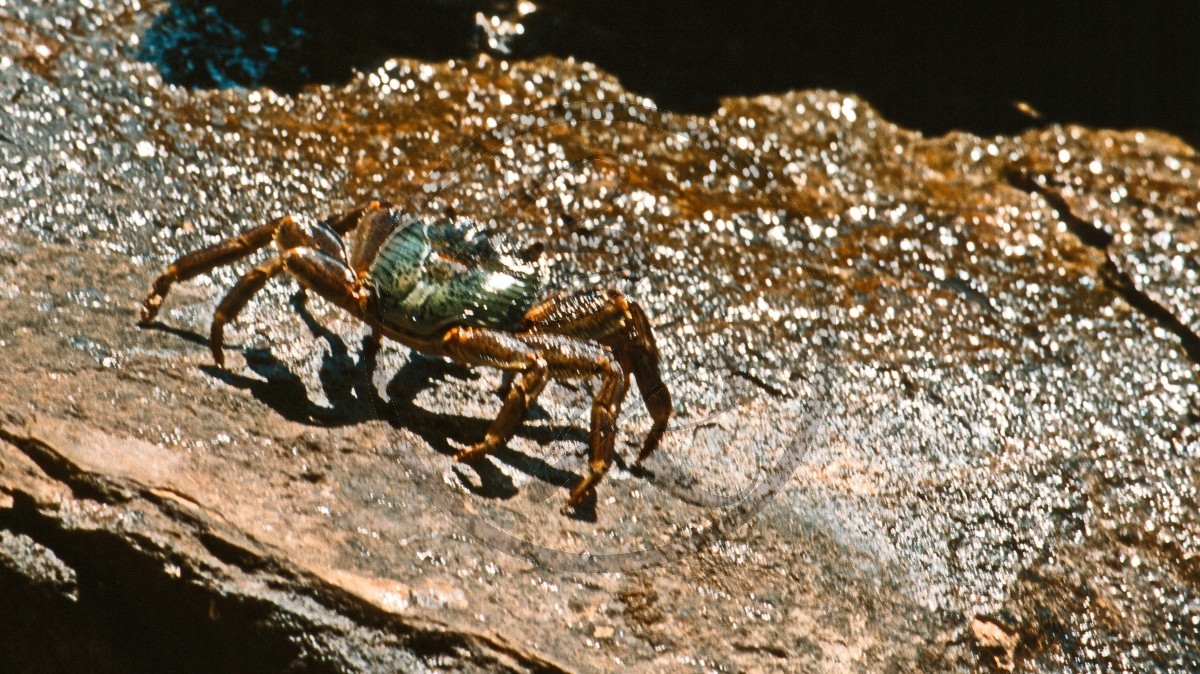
[[2, 0, 1199, 672], [971, 616, 1019, 672]]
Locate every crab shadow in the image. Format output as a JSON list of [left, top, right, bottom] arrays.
[[145, 294, 594, 505], [379, 348, 593, 505]]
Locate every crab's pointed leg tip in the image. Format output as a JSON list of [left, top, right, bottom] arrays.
[[139, 298, 159, 325], [560, 494, 587, 515], [453, 445, 484, 463], [564, 485, 593, 511]]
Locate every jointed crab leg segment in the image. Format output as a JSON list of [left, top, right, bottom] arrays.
[[142, 204, 380, 324], [621, 302, 671, 462], [571, 358, 623, 507], [454, 361, 550, 462], [479, 364, 550, 458], [524, 289, 630, 339], [209, 247, 365, 366], [141, 215, 294, 323], [210, 257, 286, 366], [440, 329, 555, 463], [443, 328, 626, 506], [276, 219, 348, 263], [526, 290, 671, 464], [282, 247, 366, 318], [208, 216, 368, 366]]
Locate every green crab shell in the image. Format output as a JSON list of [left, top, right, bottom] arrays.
[[366, 218, 543, 336]]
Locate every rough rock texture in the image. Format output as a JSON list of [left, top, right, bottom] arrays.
[[2, 0, 1199, 672]]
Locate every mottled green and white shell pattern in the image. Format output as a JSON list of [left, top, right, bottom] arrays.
[[367, 217, 543, 335]]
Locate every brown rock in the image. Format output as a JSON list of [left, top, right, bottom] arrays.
[[971, 617, 1019, 671], [2, 0, 1199, 672]]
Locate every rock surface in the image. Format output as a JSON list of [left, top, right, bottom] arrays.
[[2, 0, 1199, 671]]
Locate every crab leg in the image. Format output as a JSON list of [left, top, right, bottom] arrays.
[[141, 215, 293, 323], [621, 301, 671, 463], [282, 248, 365, 314], [569, 353, 624, 508], [440, 329, 552, 463], [441, 327, 627, 508], [524, 289, 671, 463], [209, 257, 286, 367], [454, 359, 550, 462], [323, 199, 390, 235], [141, 202, 389, 324], [205, 217, 368, 366]]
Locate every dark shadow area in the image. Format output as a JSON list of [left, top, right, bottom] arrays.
[[141, 294, 381, 426], [0, 490, 521, 672], [0, 496, 315, 674], [141, 0, 1200, 145], [382, 352, 587, 500], [140, 0, 499, 92]]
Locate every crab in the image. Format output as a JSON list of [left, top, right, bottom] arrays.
[[139, 201, 672, 510]]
